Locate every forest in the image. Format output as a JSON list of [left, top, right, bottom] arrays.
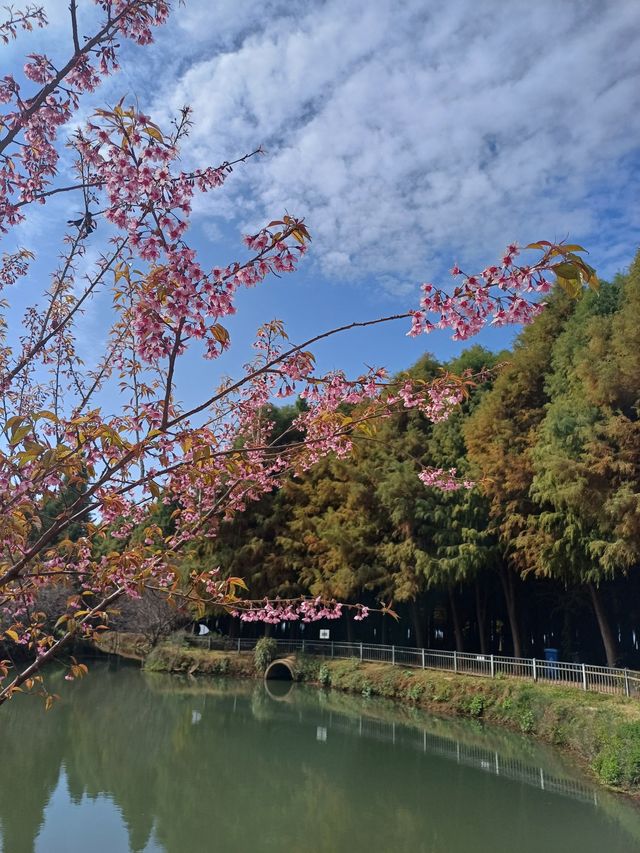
[[175, 251, 640, 669]]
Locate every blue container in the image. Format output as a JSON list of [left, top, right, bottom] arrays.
[[543, 647, 559, 679]]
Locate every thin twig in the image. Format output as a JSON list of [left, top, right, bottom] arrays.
[[69, 0, 80, 53]]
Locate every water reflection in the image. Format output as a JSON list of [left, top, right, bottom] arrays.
[[263, 678, 295, 701], [0, 663, 638, 853], [298, 706, 598, 806]]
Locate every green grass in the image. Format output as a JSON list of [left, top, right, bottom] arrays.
[[145, 644, 255, 677]]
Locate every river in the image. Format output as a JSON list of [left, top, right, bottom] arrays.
[[1, 662, 639, 852]]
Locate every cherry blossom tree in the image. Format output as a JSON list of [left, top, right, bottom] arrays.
[[0, 1, 598, 707]]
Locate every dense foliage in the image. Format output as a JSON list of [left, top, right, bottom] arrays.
[[192, 256, 640, 667]]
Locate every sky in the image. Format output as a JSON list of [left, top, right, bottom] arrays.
[[4, 0, 640, 408]]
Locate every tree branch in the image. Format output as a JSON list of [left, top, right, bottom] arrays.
[[0, 587, 124, 706], [69, 0, 80, 53]]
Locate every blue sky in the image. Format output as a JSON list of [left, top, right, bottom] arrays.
[[4, 0, 640, 412]]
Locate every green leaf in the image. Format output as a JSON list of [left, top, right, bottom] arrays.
[[584, 264, 600, 291], [553, 262, 581, 280], [525, 241, 553, 250], [9, 424, 31, 446], [6, 415, 26, 431], [561, 244, 588, 253], [211, 324, 230, 346], [145, 125, 163, 142], [556, 276, 582, 298]]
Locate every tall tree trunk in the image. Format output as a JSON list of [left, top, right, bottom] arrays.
[[448, 585, 464, 653], [411, 598, 424, 649], [499, 564, 522, 658], [345, 610, 354, 643], [560, 606, 573, 662], [588, 583, 618, 667], [475, 581, 488, 655]]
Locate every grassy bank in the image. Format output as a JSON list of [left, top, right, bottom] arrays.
[[144, 641, 640, 795]]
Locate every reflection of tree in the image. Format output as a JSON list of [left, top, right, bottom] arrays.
[[1, 667, 640, 853], [63, 666, 180, 852], [0, 681, 70, 853]]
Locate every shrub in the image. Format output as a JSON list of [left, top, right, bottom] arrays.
[[213, 656, 230, 675], [434, 687, 451, 702], [468, 695, 485, 717], [594, 743, 623, 786], [593, 724, 640, 788], [254, 637, 278, 673], [519, 709, 535, 733], [318, 664, 331, 686], [406, 682, 424, 702]]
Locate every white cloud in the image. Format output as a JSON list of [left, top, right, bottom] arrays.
[[149, 0, 640, 290], [5, 1, 638, 296]]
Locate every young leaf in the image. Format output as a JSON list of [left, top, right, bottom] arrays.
[[552, 262, 581, 280]]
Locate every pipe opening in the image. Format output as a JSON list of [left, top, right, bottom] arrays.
[[265, 660, 294, 681]]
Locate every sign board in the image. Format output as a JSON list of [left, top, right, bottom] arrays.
[[319, 629, 330, 640]]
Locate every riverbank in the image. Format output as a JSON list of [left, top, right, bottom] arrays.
[[142, 639, 640, 796]]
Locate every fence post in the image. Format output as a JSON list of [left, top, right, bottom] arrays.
[[582, 663, 587, 691], [392, 645, 395, 666], [421, 648, 425, 669], [237, 637, 240, 653], [331, 641, 334, 658], [453, 651, 458, 673], [532, 658, 537, 682], [490, 654, 495, 678], [302, 639, 305, 654], [624, 669, 630, 698], [359, 642, 363, 661]]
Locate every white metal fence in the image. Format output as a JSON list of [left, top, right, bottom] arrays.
[[189, 635, 640, 698], [322, 710, 598, 805]]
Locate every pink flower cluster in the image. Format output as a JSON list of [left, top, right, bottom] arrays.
[[69, 108, 309, 364], [418, 467, 474, 491], [232, 597, 349, 624], [408, 244, 551, 341], [389, 380, 465, 422], [353, 604, 370, 621], [0, 248, 32, 291], [0, 3, 170, 232]]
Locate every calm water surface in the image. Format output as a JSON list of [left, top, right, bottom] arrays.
[[1, 663, 639, 853]]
